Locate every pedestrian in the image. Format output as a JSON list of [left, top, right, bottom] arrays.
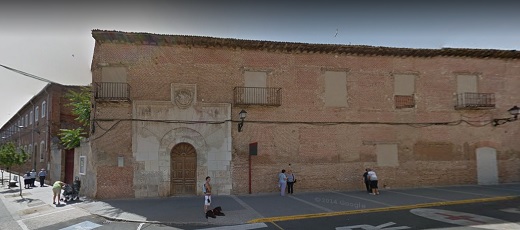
[[38, 168, 47, 187], [30, 169, 37, 187], [23, 171, 31, 189], [203, 176, 212, 217], [52, 181, 66, 205], [287, 169, 296, 194], [367, 168, 379, 195], [362, 168, 371, 193], [278, 169, 287, 196]]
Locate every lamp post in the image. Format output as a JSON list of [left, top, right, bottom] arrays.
[[492, 106, 520, 126], [238, 109, 247, 132]]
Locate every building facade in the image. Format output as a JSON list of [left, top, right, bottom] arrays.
[[86, 30, 520, 199], [0, 83, 84, 184]]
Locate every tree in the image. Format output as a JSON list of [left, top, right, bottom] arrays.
[[59, 86, 91, 149], [0, 142, 29, 195]]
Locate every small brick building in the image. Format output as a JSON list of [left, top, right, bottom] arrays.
[[84, 29, 520, 199], [0, 83, 85, 184]]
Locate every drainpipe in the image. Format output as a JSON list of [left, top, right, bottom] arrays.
[[29, 100, 35, 170]]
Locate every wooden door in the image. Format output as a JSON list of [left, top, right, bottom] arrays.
[[64, 149, 74, 184], [170, 143, 196, 195]]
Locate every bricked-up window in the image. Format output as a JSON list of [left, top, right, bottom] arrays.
[[25, 114, 28, 127], [29, 111, 33, 125], [376, 143, 399, 167], [243, 71, 267, 104], [394, 74, 416, 109], [457, 75, 477, 94], [40, 141, 45, 162], [41, 101, 46, 118], [324, 71, 347, 107]]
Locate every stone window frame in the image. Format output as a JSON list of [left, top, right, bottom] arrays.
[[41, 101, 46, 118]]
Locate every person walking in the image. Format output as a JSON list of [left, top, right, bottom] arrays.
[[203, 176, 212, 217], [29, 169, 37, 187], [52, 181, 66, 205], [286, 169, 296, 194], [367, 168, 379, 195], [278, 169, 287, 196], [362, 168, 371, 193], [38, 168, 47, 187]]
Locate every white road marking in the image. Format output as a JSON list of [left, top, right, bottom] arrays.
[[332, 191, 392, 207], [336, 221, 410, 230], [501, 208, 520, 214], [196, 222, 267, 230], [16, 220, 29, 230], [59, 221, 102, 230], [137, 223, 145, 230], [429, 187, 489, 197], [383, 190, 448, 201], [410, 208, 520, 229], [289, 195, 334, 212]]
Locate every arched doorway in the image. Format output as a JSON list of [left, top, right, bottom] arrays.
[[170, 143, 197, 195]]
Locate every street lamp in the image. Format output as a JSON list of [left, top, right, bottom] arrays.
[[238, 109, 247, 132], [492, 106, 520, 126]]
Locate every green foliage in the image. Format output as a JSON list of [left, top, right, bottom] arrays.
[[59, 86, 91, 149], [65, 86, 91, 126], [0, 142, 29, 169], [58, 128, 86, 150]]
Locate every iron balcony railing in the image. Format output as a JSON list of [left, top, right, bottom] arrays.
[[94, 82, 131, 101], [234, 87, 282, 106], [455, 92, 495, 109]]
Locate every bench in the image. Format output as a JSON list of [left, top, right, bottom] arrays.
[[8, 175, 18, 187]]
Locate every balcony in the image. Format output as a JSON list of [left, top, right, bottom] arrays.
[[395, 95, 415, 109], [94, 82, 131, 101], [455, 92, 495, 109], [234, 87, 282, 106]]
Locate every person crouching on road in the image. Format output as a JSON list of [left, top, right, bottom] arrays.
[[203, 176, 212, 214], [52, 181, 66, 205]]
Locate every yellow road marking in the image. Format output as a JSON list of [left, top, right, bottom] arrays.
[[248, 195, 518, 223]]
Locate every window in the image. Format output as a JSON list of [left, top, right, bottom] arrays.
[[25, 114, 28, 127], [21, 117, 24, 127], [35, 106, 39, 122], [324, 71, 348, 107], [30, 111, 33, 124], [41, 101, 46, 118], [79, 156, 86, 175], [40, 141, 45, 162], [28, 144, 32, 154], [394, 74, 416, 109]]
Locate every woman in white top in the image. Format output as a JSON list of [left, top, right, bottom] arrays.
[[278, 169, 287, 196]]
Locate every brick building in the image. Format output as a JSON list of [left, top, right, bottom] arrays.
[[85, 29, 520, 199], [0, 83, 84, 184]]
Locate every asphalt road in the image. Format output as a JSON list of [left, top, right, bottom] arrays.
[[271, 197, 520, 230]]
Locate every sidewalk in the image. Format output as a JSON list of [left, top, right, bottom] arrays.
[[1, 174, 520, 227]]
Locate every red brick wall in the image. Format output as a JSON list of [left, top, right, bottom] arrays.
[[92, 41, 520, 196]]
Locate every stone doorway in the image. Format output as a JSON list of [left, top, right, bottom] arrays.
[[170, 143, 197, 195]]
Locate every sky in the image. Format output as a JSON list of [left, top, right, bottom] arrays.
[[1, 1, 519, 127]]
